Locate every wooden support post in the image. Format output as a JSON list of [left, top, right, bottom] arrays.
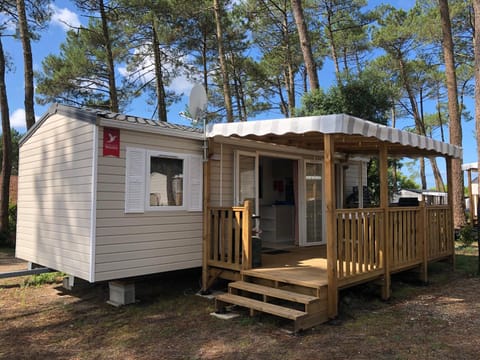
[[446, 157, 455, 268], [242, 199, 253, 270], [419, 200, 428, 283], [467, 168, 473, 223], [379, 144, 391, 300], [202, 140, 212, 292], [324, 135, 338, 318]]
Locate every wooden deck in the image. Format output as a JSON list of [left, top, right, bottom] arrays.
[[206, 203, 454, 330], [246, 246, 328, 289]]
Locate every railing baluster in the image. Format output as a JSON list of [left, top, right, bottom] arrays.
[[226, 209, 233, 264], [234, 210, 241, 265], [213, 210, 219, 261]]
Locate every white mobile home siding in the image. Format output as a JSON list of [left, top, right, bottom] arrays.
[[94, 128, 204, 281], [209, 142, 235, 207], [16, 114, 95, 280]]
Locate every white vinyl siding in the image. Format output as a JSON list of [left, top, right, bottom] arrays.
[[209, 143, 234, 207], [343, 161, 368, 207], [16, 114, 94, 280], [94, 128, 204, 281]]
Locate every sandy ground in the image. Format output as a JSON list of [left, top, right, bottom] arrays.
[[0, 250, 27, 273]]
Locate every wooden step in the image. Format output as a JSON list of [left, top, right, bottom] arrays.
[[229, 281, 318, 304], [216, 293, 306, 320]]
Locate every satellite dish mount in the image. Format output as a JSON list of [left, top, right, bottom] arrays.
[[187, 84, 208, 161], [188, 84, 207, 126]]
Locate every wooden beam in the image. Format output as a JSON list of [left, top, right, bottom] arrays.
[[446, 157, 455, 267], [467, 168, 473, 223], [324, 134, 338, 319], [202, 139, 212, 292], [379, 143, 391, 300], [242, 199, 253, 270], [419, 200, 428, 283]]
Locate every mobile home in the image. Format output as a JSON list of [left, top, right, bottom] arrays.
[[16, 104, 461, 330], [16, 104, 204, 283]]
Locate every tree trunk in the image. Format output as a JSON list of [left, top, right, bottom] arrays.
[[282, 9, 295, 115], [16, 0, 35, 130], [324, 3, 340, 82], [276, 77, 288, 117], [420, 157, 427, 190], [213, 0, 233, 122], [152, 19, 167, 122], [290, 0, 319, 90], [201, 28, 208, 95], [398, 57, 426, 135], [0, 38, 12, 236], [439, 0, 466, 228], [430, 157, 446, 192], [473, 0, 480, 274], [99, 0, 119, 112]]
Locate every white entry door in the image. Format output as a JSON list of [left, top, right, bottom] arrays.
[[304, 161, 325, 245]]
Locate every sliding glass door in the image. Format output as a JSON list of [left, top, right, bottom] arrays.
[[235, 152, 258, 213], [305, 161, 324, 245]]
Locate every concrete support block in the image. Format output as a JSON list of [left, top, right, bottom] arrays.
[[107, 281, 136, 306]]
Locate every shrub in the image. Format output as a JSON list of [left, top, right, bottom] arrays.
[[457, 225, 475, 248], [22, 272, 65, 287], [0, 204, 17, 248]]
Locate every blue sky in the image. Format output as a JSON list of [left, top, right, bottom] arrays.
[[2, 0, 477, 186]]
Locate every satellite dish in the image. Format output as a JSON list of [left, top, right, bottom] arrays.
[[188, 84, 207, 123]]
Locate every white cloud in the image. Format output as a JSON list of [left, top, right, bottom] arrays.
[[50, 5, 81, 31], [9, 108, 39, 130], [169, 75, 194, 94], [10, 109, 27, 129], [119, 45, 196, 95]]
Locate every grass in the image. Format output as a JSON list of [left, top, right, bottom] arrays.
[[21, 272, 65, 287], [1, 260, 480, 359], [454, 240, 479, 276]]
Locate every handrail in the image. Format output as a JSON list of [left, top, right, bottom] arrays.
[[335, 204, 453, 286], [426, 206, 453, 260], [206, 200, 253, 272], [335, 209, 384, 283]]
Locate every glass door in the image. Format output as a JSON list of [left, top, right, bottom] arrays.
[[235, 152, 258, 213], [305, 161, 324, 245]]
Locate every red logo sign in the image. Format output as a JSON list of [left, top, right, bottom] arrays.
[[103, 127, 120, 157]]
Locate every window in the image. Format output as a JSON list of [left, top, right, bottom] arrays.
[[125, 147, 202, 213], [149, 155, 184, 207]]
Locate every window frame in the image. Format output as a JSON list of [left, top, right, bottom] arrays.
[[145, 150, 188, 211]]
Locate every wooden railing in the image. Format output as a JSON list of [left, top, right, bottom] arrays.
[[206, 201, 253, 272], [426, 206, 453, 260], [335, 209, 384, 284], [388, 207, 422, 271], [336, 205, 454, 287]]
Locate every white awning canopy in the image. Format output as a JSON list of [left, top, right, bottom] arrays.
[[462, 162, 478, 171], [206, 114, 462, 159]]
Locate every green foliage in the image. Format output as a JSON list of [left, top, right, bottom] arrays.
[[0, 129, 23, 175], [35, 18, 131, 111], [365, 158, 420, 206], [457, 225, 476, 248], [0, 204, 17, 247], [22, 272, 65, 287], [298, 76, 393, 124]]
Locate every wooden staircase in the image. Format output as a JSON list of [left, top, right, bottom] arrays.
[[215, 270, 329, 332]]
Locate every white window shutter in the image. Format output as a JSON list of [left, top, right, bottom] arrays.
[[188, 155, 203, 212], [125, 147, 146, 213]]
